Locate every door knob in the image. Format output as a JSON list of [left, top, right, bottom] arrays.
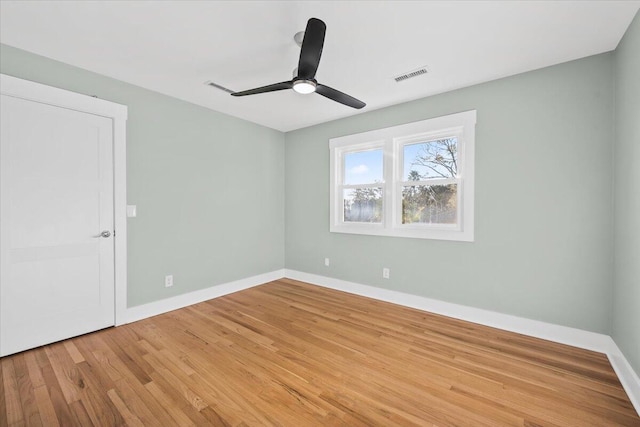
[[100, 230, 111, 238]]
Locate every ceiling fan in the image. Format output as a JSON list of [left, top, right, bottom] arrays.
[[231, 18, 366, 109]]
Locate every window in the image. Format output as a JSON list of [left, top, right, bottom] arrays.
[[343, 149, 384, 223], [329, 110, 476, 241]]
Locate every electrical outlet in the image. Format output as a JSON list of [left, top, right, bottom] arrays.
[[325, 258, 330, 266], [382, 268, 390, 279], [165, 275, 173, 287]]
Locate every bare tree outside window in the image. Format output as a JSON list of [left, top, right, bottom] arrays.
[[402, 138, 458, 224]]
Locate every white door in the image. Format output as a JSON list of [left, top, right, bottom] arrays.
[[0, 93, 115, 356]]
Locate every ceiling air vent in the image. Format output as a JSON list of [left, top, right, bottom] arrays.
[[204, 80, 235, 94], [393, 66, 428, 83]]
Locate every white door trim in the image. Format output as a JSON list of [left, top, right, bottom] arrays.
[[0, 73, 128, 327]]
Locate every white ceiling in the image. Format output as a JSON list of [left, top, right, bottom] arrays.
[[1, 1, 638, 132]]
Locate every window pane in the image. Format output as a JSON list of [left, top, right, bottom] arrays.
[[403, 138, 457, 180], [343, 188, 382, 223], [344, 149, 383, 185], [402, 184, 457, 224]]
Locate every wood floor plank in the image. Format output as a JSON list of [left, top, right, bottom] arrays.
[[143, 381, 195, 427], [0, 361, 6, 427], [68, 400, 94, 427], [43, 344, 84, 405], [10, 356, 41, 427], [1, 358, 25, 427], [32, 387, 59, 427], [38, 360, 75, 426], [73, 359, 126, 426], [22, 353, 45, 391], [1, 279, 639, 426], [106, 389, 144, 427], [62, 342, 85, 365]]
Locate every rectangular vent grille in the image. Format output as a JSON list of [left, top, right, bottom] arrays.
[[204, 80, 234, 94], [394, 67, 428, 83]]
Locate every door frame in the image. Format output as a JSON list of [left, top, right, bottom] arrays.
[[0, 73, 129, 333]]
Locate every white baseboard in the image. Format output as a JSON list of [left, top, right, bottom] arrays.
[[124, 269, 285, 324], [607, 338, 640, 415], [284, 269, 640, 415]]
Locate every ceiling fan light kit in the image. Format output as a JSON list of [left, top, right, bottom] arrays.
[[231, 18, 365, 109], [292, 79, 317, 94]]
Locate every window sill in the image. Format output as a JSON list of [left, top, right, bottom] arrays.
[[330, 224, 474, 242]]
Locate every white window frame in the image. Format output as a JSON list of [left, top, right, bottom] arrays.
[[329, 110, 476, 242]]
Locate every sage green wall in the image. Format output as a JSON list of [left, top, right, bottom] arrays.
[[285, 54, 614, 334], [613, 12, 640, 375], [0, 44, 285, 308]]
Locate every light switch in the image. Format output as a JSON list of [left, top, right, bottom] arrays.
[[127, 205, 137, 218]]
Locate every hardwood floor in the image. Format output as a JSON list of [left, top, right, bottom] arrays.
[[1, 278, 638, 426]]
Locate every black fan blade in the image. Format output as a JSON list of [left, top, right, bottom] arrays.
[[316, 84, 366, 109], [297, 18, 326, 80], [231, 81, 293, 97]]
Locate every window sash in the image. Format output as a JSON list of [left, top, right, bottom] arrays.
[[342, 183, 385, 190], [398, 177, 457, 187]]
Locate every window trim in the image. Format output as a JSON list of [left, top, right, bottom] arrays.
[[329, 110, 476, 242]]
